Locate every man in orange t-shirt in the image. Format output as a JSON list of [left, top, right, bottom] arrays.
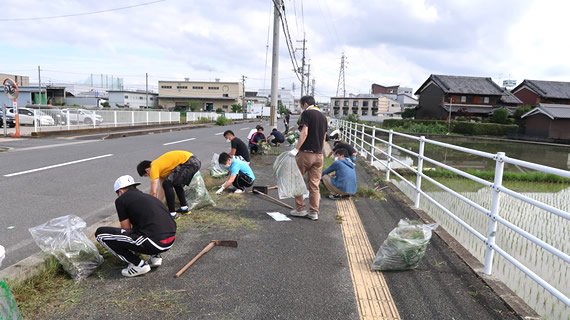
[[137, 150, 201, 218]]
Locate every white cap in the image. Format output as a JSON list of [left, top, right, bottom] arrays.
[[113, 175, 141, 192]]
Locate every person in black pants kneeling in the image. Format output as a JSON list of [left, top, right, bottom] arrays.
[[96, 175, 176, 277]]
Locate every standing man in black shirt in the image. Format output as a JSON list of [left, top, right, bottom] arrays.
[[96, 175, 177, 277], [223, 130, 250, 163], [289, 96, 328, 221]]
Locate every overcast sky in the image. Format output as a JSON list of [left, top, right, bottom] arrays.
[[1, 0, 569, 101]]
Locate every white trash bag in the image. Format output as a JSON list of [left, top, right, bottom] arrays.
[[273, 151, 309, 199], [29, 215, 103, 281], [371, 219, 438, 271], [210, 153, 228, 178]]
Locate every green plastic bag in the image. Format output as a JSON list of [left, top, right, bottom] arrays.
[[184, 171, 215, 210], [0, 280, 23, 320], [371, 219, 437, 271]]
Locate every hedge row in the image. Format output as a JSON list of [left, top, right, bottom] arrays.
[[382, 119, 518, 136]]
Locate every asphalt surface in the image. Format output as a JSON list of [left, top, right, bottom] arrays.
[[1, 122, 525, 319], [0, 120, 269, 267]]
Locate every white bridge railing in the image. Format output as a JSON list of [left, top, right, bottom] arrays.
[[335, 119, 569, 318]]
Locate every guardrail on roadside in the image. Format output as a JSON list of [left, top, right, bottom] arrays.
[[334, 119, 569, 319]]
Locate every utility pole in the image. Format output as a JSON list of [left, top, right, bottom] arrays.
[[296, 36, 307, 98], [311, 79, 315, 97], [37, 66, 42, 105], [269, 0, 281, 127], [241, 75, 247, 112], [336, 53, 346, 97], [305, 60, 311, 95], [145, 73, 149, 109]]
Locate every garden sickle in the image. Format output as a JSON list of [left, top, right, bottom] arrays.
[[175, 240, 238, 278]]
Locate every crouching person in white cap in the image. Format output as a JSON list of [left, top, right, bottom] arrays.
[[95, 175, 177, 277]]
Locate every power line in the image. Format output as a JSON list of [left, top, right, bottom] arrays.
[[0, 0, 166, 21], [272, 0, 303, 83]]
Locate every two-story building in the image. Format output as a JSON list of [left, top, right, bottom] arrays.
[[330, 94, 400, 119], [108, 90, 158, 109], [158, 80, 243, 111], [414, 74, 522, 120], [511, 80, 570, 106]]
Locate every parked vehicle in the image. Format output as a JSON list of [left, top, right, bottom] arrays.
[[5, 107, 55, 126], [0, 111, 16, 128], [27, 106, 68, 126], [61, 109, 103, 125]]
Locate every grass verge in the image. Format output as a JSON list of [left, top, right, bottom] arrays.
[[10, 257, 82, 319]]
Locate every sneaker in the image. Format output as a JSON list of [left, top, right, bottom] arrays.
[[176, 206, 189, 213], [234, 189, 244, 194], [148, 254, 162, 268], [328, 194, 341, 200], [289, 209, 308, 217], [121, 262, 151, 277], [307, 212, 319, 221], [170, 212, 178, 219]]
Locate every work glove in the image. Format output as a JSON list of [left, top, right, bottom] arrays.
[[215, 186, 225, 195], [289, 148, 298, 157]]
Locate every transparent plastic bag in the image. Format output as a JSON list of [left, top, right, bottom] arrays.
[[273, 151, 309, 199], [210, 153, 228, 178], [28, 215, 103, 280], [0, 280, 23, 320], [184, 171, 215, 209], [371, 219, 438, 271]]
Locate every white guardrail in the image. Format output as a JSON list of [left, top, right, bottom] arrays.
[[334, 119, 570, 316], [27, 109, 256, 132]]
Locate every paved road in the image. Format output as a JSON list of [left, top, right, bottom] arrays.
[[0, 121, 272, 268]]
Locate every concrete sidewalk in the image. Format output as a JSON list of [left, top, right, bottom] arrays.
[[4, 144, 533, 319]]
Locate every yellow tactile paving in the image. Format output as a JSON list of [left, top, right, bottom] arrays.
[[337, 198, 401, 320]]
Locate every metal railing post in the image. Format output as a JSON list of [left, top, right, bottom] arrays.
[[386, 129, 393, 181], [131, 111, 135, 126], [360, 124, 365, 156], [414, 136, 426, 208], [159, 112, 161, 124], [114, 111, 117, 127], [146, 111, 149, 125], [483, 151, 505, 275], [33, 109, 38, 133], [169, 112, 172, 123], [370, 127, 376, 165], [66, 110, 71, 130]]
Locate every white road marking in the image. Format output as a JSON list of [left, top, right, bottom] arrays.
[[240, 127, 250, 130], [163, 138, 196, 146], [10, 140, 100, 152], [4, 154, 113, 177], [215, 132, 224, 136]]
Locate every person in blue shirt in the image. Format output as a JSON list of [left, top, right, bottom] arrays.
[[322, 148, 357, 199], [215, 152, 256, 194]]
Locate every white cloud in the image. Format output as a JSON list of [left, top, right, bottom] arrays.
[[0, 0, 568, 101]]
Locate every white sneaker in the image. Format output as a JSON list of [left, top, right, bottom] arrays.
[[148, 254, 162, 268], [121, 262, 151, 277], [289, 209, 308, 217], [234, 189, 244, 194], [307, 212, 319, 221]]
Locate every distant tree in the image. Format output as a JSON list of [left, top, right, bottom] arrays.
[[401, 108, 416, 119], [346, 113, 359, 122], [215, 108, 224, 113], [188, 101, 201, 112], [513, 104, 533, 124], [231, 103, 243, 113], [491, 108, 509, 124], [278, 101, 288, 115]]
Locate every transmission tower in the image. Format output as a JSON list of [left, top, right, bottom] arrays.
[[336, 53, 346, 97]]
